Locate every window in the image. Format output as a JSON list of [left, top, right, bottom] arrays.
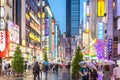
[[114, 37, 118, 41]]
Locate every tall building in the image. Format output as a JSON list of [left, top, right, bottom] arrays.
[[66, 0, 80, 37]]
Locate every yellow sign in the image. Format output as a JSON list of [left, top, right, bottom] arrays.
[[98, 0, 105, 16], [25, 14, 30, 21], [29, 32, 40, 42], [29, 32, 34, 40], [42, 12, 45, 18], [37, 12, 41, 18], [22, 40, 26, 46], [30, 22, 40, 34]]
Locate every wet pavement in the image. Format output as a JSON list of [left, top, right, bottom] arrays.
[[24, 72, 63, 80], [0, 70, 71, 80]]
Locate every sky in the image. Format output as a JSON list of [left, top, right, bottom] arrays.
[[48, 0, 66, 34]]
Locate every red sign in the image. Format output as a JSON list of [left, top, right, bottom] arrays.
[[0, 30, 10, 58], [0, 31, 6, 52]]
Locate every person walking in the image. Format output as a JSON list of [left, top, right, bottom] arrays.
[[33, 62, 40, 80], [89, 65, 98, 80], [62, 65, 69, 80], [39, 63, 42, 78], [25, 63, 27, 72], [44, 65, 49, 79], [67, 62, 71, 74], [55, 63, 59, 74], [79, 63, 90, 80], [103, 65, 111, 80], [113, 64, 120, 80]]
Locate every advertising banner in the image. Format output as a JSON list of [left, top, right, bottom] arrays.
[[98, 0, 105, 16], [98, 22, 104, 39], [83, 2, 86, 30], [0, 31, 6, 52], [8, 21, 19, 44], [116, 0, 120, 16], [86, 5, 90, 16]]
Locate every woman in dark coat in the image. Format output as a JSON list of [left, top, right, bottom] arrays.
[[103, 65, 111, 80], [89, 65, 98, 80]]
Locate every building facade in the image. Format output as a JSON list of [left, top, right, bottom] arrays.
[[66, 0, 80, 37]]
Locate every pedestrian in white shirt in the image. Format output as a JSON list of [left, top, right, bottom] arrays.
[[113, 64, 120, 80]]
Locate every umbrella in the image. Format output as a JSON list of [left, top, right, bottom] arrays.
[[43, 61, 49, 65], [79, 61, 88, 65], [98, 60, 115, 65], [88, 63, 97, 70]]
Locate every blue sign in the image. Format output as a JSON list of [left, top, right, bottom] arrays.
[[98, 22, 104, 39]]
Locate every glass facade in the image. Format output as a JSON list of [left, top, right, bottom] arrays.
[[66, 0, 80, 37]]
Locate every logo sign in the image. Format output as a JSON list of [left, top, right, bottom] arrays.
[[108, 38, 112, 53], [98, 0, 105, 16], [0, 31, 6, 52]]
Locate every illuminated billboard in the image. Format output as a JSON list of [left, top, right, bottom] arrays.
[[0, 30, 6, 52], [108, 38, 112, 53], [98, 22, 104, 39], [116, 0, 120, 16], [83, 2, 86, 30], [98, 0, 105, 17], [86, 5, 90, 16], [8, 21, 19, 44], [52, 20, 54, 53]]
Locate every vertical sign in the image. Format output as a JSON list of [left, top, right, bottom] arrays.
[[45, 18, 49, 36], [98, 22, 104, 39], [86, 5, 90, 16], [116, 0, 120, 16], [0, 31, 6, 52], [83, 2, 86, 30], [98, 0, 105, 16], [108, 38, 112, 53], [52, 20, 54, 53]]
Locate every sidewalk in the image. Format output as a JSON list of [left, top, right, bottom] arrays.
[[0, 70, 32, 80]]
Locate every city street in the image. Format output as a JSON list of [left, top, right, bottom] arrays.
[[24, 71, 63, 80], [1, 0, 120, 80], [0, 70, 70, 80]]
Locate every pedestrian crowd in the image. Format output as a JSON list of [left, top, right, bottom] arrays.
[[32, 61, 71, 80], [79, 62, 120, 80]]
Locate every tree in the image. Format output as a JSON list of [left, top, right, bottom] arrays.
[[72, 46, 83, 78], [43, 52, 48, 61], [12, 45, 24, 76]]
